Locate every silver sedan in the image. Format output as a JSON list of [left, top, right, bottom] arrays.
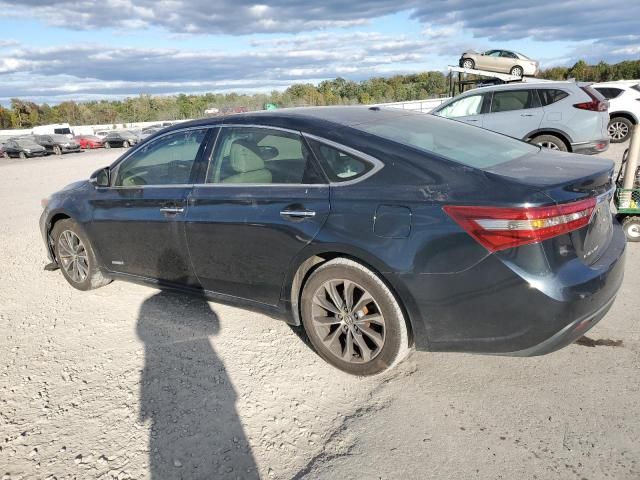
[[459, 49, 539, 77]]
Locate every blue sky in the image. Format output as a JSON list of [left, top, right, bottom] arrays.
[[0, 1, 637, 105]]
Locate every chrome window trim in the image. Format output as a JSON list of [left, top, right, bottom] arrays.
[[302, 133, 384, 186], [108, 125, 212, 189]]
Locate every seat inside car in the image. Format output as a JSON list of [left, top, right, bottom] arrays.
[[221, 139, 272, 184]]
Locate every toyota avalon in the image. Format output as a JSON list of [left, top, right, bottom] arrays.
[[40, 107, 626, 375]]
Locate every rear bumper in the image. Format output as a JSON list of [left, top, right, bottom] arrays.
[[572, 139, 609, 155], [399, 222, 626, 354]]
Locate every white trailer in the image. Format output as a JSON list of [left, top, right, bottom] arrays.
[[32, 123, 73, 138]]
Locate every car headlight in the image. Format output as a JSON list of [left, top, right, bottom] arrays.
[[24, 149, 31, 153]]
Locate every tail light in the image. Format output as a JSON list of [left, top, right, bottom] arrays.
[[574, 86, 609, 112], [443, 198, 597, 252]]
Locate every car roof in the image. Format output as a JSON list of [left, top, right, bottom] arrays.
[[161, 105, 423, 132], [593, 80, 639, 87]]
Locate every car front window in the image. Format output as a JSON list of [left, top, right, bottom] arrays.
[[435, 95, 483, 118], [113, 129, 208, 187]]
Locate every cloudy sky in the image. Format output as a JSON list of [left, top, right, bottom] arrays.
[[0, 0, 638, 105]]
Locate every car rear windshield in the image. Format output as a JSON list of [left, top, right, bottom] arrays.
[[52, 134, 69, 142], [352, 111, 539, 168]]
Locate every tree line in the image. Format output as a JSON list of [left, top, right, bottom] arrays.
[[1, 59, 639, 130]]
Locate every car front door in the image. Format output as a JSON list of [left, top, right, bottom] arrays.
[[185, 125, 330, 305], [433, 93, 487, 127], [482, 89, 543, 139], [86, 127, 212, 285]]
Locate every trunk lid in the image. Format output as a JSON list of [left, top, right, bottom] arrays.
[[485, 150, 615, 265]]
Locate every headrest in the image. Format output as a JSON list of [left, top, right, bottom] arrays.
[[229, 140, 265, 173]]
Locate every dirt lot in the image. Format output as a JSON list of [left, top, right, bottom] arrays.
[[1, 142, 638, 480]]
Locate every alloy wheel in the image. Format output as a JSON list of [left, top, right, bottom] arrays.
[[608, 121, 629, 141], [538, 141, 560, 150], [310, 279, 386, 363], [628, 223, 640, 238], [462, 59, 474, 69], [58, 230, 89, 283]]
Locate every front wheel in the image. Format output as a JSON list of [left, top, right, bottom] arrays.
[[52, 219, 111, 290], [608, 117, 633, 143], [104, 142, 111, 149], [53, 145, 62, 155], [300, 258, 410, 376], [19, 151, 26, 159], [123, 140, 130, 148], [622, 216, 640, 242], [530, 134, 568, 152], [461, 58, 475, 69]]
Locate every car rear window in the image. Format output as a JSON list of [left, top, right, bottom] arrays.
[[354, 111, 539, 169], [594, 87, 624, 99], [537, 89, 569, 106]]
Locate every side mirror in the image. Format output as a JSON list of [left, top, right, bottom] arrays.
[[90, 167, 110, 187]]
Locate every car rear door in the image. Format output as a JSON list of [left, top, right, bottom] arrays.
[[482, 89, 543, 139], [87, 127, 212, 285], [185, 125, 330, 306]]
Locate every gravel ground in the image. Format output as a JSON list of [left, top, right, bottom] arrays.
[[0, 141, 638, 480]]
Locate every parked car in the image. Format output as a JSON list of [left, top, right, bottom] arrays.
[[74, 135, 104, 149], [139, 127, 162, 141], [40, 107, 625, 375], [593, 81, 640, 143], [94, 130, 112, 139], [432, 81, 610, 154], [459, 49, 539, 77], [102, 131, 139, 148], [34, 134, 81, 155], [3, 137, 47, 158]]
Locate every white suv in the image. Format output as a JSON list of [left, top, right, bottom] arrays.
[[593, 81, 640, 143]]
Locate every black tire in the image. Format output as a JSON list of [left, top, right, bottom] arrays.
[[622, 216, 640, 242], [461, 58, 475, 69], [608, 117, 633, 143], [104, 142, 111, 149], [123, 140, 130, 148], [300, 258, 410, 376], [52, 219, 111, 291], [53, 145, 62, 155], [19, 151, 26, 159], [530, 134, 568, 152]]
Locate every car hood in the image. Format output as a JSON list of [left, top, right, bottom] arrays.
[[59, 180, 88, 192]]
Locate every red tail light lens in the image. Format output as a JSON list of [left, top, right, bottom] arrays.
[[443, 198, 597, 252], [574, 86, 609, 111]]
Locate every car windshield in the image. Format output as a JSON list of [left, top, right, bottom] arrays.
[[352, 111, 539, 169]]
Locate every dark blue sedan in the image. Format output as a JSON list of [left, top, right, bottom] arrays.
[[40, 107, 625, 375]]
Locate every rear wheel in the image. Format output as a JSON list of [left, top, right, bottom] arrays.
[[123, 140, 130, 148], [300, 258, 409, 376], [531, 134, 568, 152], [461, 58, 475, 69], [510, 65, 524, 77], [608, 117, 633, 143], [52, 219, 111, 290], [104, 142, 111, 149], [53, 145, 62, 155], [622, 216, 640, 242], [19, 151, 26, 159]]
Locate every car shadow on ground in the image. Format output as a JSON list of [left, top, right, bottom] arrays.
[[136, 288, 259, 479]]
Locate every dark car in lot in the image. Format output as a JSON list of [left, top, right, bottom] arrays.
[[40, 107, 625, 375], [3, 137, 47, 158], [102, 131, 139, 149], [34, 134, 81, 155]]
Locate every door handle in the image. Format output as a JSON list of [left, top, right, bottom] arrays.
[[280, 209, 316, 218], [160, 207, 185, 214], [520, 114, 535, 117], [465, 119, 478, 122]]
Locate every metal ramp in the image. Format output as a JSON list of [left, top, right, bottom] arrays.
[[447, 65, 537, 96]]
